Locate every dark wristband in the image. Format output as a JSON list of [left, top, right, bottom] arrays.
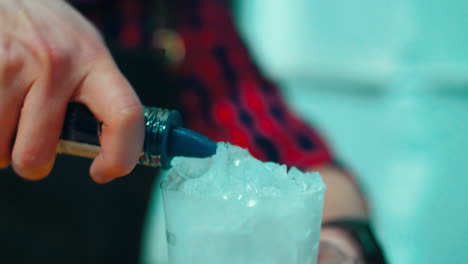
[[323, 219, 387, 264]]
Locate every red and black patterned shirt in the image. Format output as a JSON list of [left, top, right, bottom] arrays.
[[69, 0, 334, 170]]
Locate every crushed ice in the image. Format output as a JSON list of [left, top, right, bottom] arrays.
[[164, 143, 326, 199]]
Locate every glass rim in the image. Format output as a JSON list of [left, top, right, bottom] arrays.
[[160, 180, 326, 201]]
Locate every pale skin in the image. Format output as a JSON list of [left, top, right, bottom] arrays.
[[0, 0, 145, 183], [0, 0, 369, 262]]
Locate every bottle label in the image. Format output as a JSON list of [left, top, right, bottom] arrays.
[[57, 140, 101, 159], [57, 139, 162, 168]]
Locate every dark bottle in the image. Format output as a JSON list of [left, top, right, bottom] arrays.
[[59, 103, 216, 169]]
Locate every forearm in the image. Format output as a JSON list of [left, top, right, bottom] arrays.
[[313, 164, 375, 262], [315, 164, 368, 221]]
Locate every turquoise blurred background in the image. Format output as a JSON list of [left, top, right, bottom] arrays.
[[235, 0, 468, 263], [143, 1, 468, 263]]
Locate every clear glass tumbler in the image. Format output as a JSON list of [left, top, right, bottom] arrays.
[[161, 171, 325, 264]]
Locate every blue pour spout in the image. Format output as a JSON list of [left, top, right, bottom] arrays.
[[164, 127, 217, 168], [169, 127, 217, 159]]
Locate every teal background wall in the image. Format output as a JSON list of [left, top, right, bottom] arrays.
[[235, 1, 468, 263]]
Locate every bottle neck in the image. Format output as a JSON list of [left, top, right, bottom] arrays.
[[139, 107, 182, 168]]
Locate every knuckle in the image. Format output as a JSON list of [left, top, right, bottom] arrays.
[[41, 44, 70, 70], [30, 32, 70, 73], [0, 35, 13, 58], [82, 39, 108, 61], [114, 103, 144, 127], [35, 36, 108, 85], [108, 103, 144, 130], [0, 37, 25, 84]]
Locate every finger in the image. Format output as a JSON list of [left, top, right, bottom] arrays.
[[0, 90, 22, 169], [74, 57, 144, 184], [0, 35, 37, 169], [11, 79, 68, 180]]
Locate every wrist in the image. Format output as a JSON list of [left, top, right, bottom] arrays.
[[322, 219, 387, 264], [321, 227, 363, 260]]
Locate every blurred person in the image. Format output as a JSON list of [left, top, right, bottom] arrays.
[[0, 0, 385, 263]]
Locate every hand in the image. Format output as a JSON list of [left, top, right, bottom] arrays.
[[0, 0, 144, 183], [318, 228, 365, 264]]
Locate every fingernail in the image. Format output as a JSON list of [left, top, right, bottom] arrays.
[[13, 161, 53, 181], [92, 173, 115, 184], [94, 168, 125, 184], [0, 157, 11, 169]]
